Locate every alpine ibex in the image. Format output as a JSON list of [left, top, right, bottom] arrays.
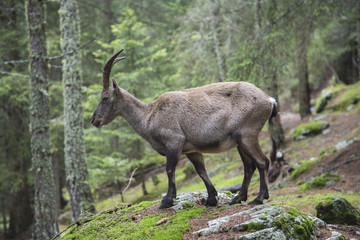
[[91, 50, 278, 209]]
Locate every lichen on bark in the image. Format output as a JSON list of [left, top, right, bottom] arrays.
[[59, 0, 93, 222], [26, 0, 59, 239]]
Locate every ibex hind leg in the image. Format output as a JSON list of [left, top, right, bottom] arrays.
[[232, 135, 270, 205], [187, 152, 218, 206], [228, 146, 256, 205]]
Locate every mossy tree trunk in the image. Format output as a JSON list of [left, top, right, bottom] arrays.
[[26, 0, 59, 239], [59, 0, 93, 221]]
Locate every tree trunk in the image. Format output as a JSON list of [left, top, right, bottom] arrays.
[[358, 3, 360, 81], [8, 184, 33, 237], [296, 22, 312, 119], [1, 198, 7, 235], [26, 0, 59, 239], [210, 0, 226, 82], [103, 0, 114, 43], [59, 0, 94, 222], [267, 74, 285, 148]]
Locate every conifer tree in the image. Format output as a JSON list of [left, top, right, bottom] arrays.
[[26, 0, 59, 238], [59, 0, 93, 221]]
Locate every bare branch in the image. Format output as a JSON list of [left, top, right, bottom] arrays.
[[121, 168, 138, 196]]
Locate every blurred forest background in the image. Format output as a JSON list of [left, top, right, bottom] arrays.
[[0, 0, 359, 239]]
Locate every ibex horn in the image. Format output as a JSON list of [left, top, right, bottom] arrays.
[[102, 49, 125, 89]]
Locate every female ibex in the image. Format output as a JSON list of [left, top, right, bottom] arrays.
[[91, 50, 278, 209]]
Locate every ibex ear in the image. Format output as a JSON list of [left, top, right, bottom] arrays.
[[112, 78, 121, 95]]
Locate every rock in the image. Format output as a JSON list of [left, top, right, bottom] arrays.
[[335, 139, 354, 152], [326, 231, 347, 240], [315, 195, 360, 225], [315, 89, 333, 113], [292, 120, 329, 140], [194, 204, 326, 240], [171, 192, 232, 212]]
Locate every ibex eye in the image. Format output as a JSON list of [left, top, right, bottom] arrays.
[[102, 97, 109, 102]]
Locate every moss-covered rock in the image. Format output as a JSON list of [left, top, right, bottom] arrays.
[[292, 121, 329, 140], [328, 81, 360, 112], [314, 84, 344, 113], [315, 195, 360, 225], [195, 205, 327, 240], [299, 173, 340, 191]]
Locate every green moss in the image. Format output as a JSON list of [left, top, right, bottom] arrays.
[[295, 180, 305, 186], [314, 84, 344, 113], [274, 208, 315, 240], [245, 221, 263, 232], [292, 121, 329, 140], [299, 173, 340, 191], [315, 196, 360, 225], [291, 159, 319, 180], [62, 200, 207, 240], [181, 201, 195, 209], [331, 81, 360, 112]]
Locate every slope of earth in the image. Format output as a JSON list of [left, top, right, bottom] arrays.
[[59, 82, 360, 239]]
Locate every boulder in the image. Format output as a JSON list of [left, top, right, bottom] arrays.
[[194, 204, 329, 240], [292, 120, 329, 140], [315, 195, 360, 225]]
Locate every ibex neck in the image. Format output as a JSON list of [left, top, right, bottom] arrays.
[[120, 89, 150, 137]]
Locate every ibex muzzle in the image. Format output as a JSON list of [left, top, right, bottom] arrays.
[[92, 50, 278, 209]]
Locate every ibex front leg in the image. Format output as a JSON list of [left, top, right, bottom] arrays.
[[159, 149, 179, 209]]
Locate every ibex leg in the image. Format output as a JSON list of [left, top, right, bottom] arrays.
[[228, 146, 256, 204], [187, 152, 218, 206], [159, 149, 179, 209]]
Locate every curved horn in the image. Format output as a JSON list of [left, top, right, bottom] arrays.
[[102, 49, 125, 89]]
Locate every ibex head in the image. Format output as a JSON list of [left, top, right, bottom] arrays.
[[91, 50, 126, 128]]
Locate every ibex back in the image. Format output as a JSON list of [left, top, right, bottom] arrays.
[[91, 50, 278, 208]]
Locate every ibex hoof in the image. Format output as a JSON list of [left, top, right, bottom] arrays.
[[159, 199, 174, 209], [205, 198, 218, 207], [248, 198, 263, 205]]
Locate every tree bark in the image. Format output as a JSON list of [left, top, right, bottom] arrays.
[[59, 0, 93, 222], [268, 74, 285, 147], [26, 0, 59, 239], [296, 20, 312, 119], [210, 0, 226, 82]]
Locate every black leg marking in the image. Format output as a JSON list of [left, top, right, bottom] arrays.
[[160, 149, 179, 209], [230, 133, 270, 205], [228, 146, 256, 205], [187, 152, 218, 206]]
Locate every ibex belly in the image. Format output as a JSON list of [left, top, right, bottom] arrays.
[[183, 137, 237, 154]]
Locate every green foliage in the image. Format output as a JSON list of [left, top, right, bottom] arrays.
[[0, 75, 31, 194]]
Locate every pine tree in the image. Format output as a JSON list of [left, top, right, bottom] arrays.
[[26, 0, 59, 238], [59, 0, 94, 221]]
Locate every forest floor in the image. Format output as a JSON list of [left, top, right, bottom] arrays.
[[79, 99, 360, 239]]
